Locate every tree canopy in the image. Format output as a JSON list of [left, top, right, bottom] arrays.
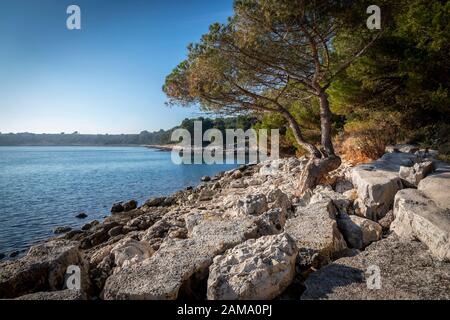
[[164, 0, 385, 191]]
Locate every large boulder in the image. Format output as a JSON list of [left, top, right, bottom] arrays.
[[310, 185, 351, 215], [378, 152, 418, 168], [122, 200, 137, 212], [399, 161, 433, 187], [198, 189, 214, 202], [352, 166, 403, 221], [256, 208, 286, 236], [103, 217, 260, 300], [391, 188, 450, 262], [145, 197, 166, 207], [0, 240, 87, 299], [111, 202, 124, 213], [236, 194, 268, 215], [103, 239, 222, 300], [104, 232, 248, 300], [207, 233, 297, 300], [110, 238, 155, 272], [53, 226, 72, 234], [351, 153, 418, 221], [267, 188, 291, 216], [337, 214, 382, 249], [302, 235, 450, 300], [418, 172, 450, 210], [285, 200, 347, 268]]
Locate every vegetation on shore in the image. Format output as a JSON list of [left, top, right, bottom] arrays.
[[2, 1, 448, 162], [163, 0, 449, 170], [0, 116, 255, 147]]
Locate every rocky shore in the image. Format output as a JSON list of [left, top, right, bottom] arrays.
[[1, 145, 449, 300]]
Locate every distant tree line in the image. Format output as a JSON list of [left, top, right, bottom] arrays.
[[0, 116, 256, 146]]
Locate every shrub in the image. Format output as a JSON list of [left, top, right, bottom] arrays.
[[335, 112, 402, 164]]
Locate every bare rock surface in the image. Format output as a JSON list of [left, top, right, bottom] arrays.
[[378, 210, 394, 231], [110, 238, 155, 272], [399, 161, 433, 187], [0, 240, 87, 299], [418, 172, 450, 210], [385, 144, 419, 154], [338, 214, 382, 249], [391, 188, 450, 261], [352, 166, 403, 221], [351, 152, 438, 221], [3, 152, 448, 301], [334, 179, 354, 193], [285, 199, 347, 268], [302, 235, 450, 300], [15, 289, 86, 300], [103, 239, 220, 300], [207, 233, 297, 300], [310, 185, 351, 215], [103, 217, 260, 300], [236, 194, 268, 215]]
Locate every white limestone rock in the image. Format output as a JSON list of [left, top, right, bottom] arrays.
[[302, 235, 450, 300], [338, 214, 382, 249], [418, 172, 450, 210], [207, 233, 297, 300], [236, 194, 268, 215], [391, 188, 450, 262], [399, 161, 433, 187], [103, 217, 260, 300], [110, 238, 154, 272], [351, 152, 424, 221], [310, 185, 351, 215], [285, 199, 347, 268], [267, 188, 291, 216], [0, 240, 87, 299]]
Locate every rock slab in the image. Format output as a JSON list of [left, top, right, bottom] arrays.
[[207, 233, 297, 300], [0, 240, 86, 299], [285, 200, 346, 268], [338, 214, 382, 249], [302, 235, 450, 300], [391, 188, 450, 261], [351, 152, 418, 220], [103, 217, 259, 300]]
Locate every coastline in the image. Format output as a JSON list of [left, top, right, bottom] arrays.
[[144, 144, 175, 151], [0, 144, 153, 147], [0, 146, 238, 260], [1, 147, 449, 300]]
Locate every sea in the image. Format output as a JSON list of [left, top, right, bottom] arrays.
[[0, 146, 237, 258]]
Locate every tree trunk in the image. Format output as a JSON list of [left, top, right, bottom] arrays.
[[318, 90, 335, 157], [281, 109, 322, 158], [297, 155, 341, 195], [278, 93, 340, 194]]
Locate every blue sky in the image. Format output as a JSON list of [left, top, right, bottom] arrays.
[[0, 0, 233, 134]]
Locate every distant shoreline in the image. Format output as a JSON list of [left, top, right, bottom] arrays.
[[144, 144, 175, 151], [0, 144, 161, 148]]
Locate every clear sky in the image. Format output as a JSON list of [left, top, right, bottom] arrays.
[[0, 0, 233, 134]]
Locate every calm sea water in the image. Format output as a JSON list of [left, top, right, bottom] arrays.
[[0, 146, 237, 257]]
